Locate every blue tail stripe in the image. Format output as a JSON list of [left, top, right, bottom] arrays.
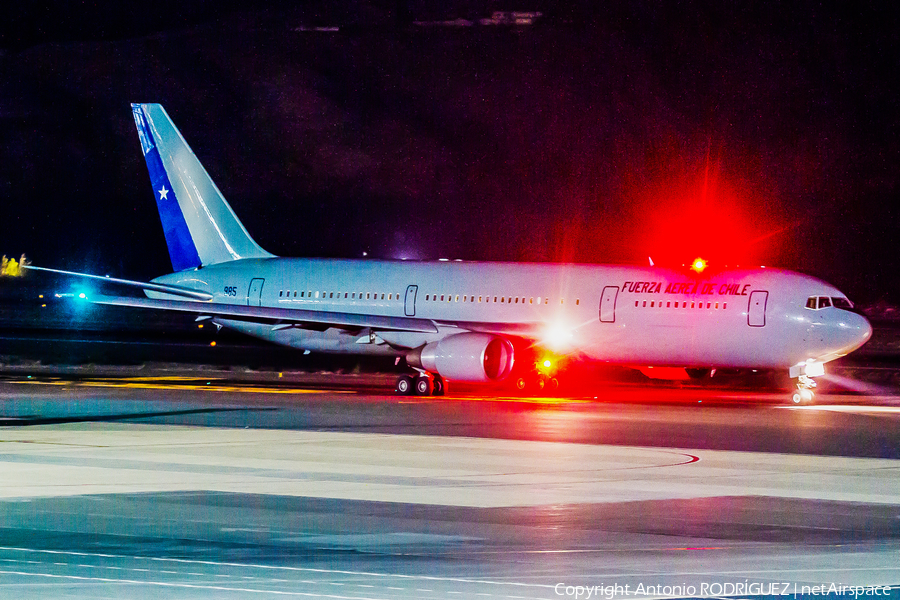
[[131, 104, 201, 272]]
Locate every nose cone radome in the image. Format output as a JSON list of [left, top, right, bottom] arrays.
[[841, 311, 873, 354]]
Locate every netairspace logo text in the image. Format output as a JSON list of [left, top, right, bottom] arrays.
[[554, 582, 895, 599]]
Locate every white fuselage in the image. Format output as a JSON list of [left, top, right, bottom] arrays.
[[153, 258, 872, 371]]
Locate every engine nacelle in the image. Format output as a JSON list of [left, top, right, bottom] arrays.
[[407, 333, 515, 382]]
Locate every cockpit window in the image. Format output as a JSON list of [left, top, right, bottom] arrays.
[[806, 295, 835, 310], [831, 297, 854, 310]]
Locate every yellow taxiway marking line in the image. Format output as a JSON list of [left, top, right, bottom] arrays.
[[783, 404, 900, 414], [399, 396, 590, 405], [93, 376, 222, 382], [7, 378, 587, 402], [12, 379, 347, 395]]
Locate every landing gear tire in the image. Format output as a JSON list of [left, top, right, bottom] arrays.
[[791, 375, 816, 404], [515, 374, 547, 394], [415, 375, 433, 396], [792, 388, 814, 404], [432, 375, 446, 396], [396, 375, 414, 395]]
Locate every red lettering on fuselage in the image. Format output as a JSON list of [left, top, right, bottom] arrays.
[[626, 280, 751, 296], [718, 283, 750, 296], [622, 281, 662, 293]]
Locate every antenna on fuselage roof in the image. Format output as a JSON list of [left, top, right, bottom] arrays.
[[648, 257, 655, 266]]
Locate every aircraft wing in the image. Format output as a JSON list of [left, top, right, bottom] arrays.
[[432, 320, 542, 337], [31, 265, 544, 338], [87, 294, 440, 334], [88, 296, 546, 337]]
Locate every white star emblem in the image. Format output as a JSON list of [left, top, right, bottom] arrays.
[[158, 186, 169, 200]]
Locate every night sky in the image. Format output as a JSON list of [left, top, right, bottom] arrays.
[[1, 1, 898, 305]]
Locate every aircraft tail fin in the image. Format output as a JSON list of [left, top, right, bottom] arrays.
[[131, 103, 274, 271]]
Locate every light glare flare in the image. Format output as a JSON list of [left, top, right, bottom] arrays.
[[691, 257, 707, 273], [543, 323, 575, 351]]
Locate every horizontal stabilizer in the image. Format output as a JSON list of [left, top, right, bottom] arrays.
[[26, 265, 213, 301]]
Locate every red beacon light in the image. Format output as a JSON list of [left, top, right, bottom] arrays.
[[536, 355, 558, 375], [691, 257, 708, 273]]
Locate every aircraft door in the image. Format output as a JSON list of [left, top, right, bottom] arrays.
[[405, 285, 418, 316], [748, 290, 768, 327], [599, 286, 618, 323], [247, 278, 264, 307]]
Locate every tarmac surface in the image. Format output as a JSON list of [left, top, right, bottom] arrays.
[[1, 374, 899, 599]]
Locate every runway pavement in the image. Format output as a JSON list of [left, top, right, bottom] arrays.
[[1, 376, 899, 599]]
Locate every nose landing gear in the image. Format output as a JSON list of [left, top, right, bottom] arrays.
[[791, 374, 817, 404]]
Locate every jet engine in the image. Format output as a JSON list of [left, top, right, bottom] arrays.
[[407, 333, 515, 382]]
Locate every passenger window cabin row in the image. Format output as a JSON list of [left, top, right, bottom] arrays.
[[277, 289, 581, 306], [279, 290, 399, 300], [423, 294, 580, 306], [635, 300, 728, 310]]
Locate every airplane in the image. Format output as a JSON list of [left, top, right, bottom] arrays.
[[31, 103, 872, 403]]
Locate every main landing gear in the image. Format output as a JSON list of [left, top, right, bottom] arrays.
[[396, 373, 446, 396], [792, 374, 817, 404], [514, 373, 559, 394]]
